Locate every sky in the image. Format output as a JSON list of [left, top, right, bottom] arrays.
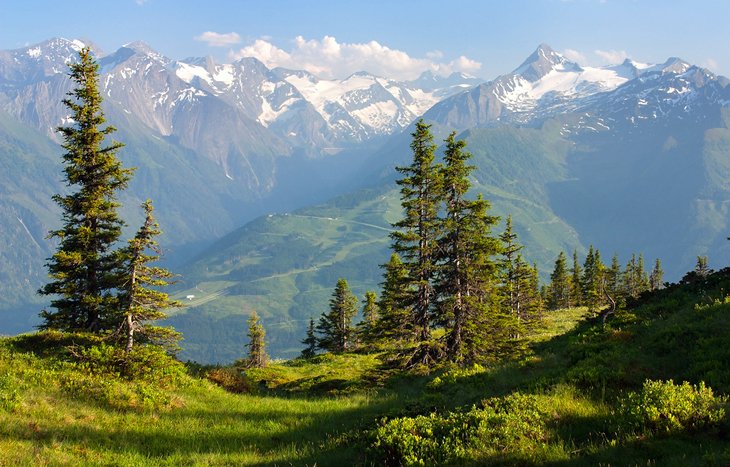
[[2, 0, 729, 81]]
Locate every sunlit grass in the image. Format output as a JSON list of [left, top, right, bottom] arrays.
[[3, 276, 730, 466]]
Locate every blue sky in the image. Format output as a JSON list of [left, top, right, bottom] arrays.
[[2, 0, 728, 80]]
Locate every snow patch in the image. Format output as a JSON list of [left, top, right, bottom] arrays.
[[213, 65, 234, 86], [351, 100, 399, 128], [175, 62, 213, 85], [70, 39, 86, 51], [27, 47, 41, 58]]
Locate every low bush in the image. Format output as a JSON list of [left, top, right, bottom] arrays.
[[371, 392, 549, 466], [621, 379, 727, 434], [71, 343, 187, 387], [207, 367, 256, 394]]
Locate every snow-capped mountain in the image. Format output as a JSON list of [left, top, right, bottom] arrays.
[[0, 38, 479, 164], [424, 44, 730, 131]]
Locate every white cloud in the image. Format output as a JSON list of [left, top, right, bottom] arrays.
[[562, 48, 587, 64], [194, 31, 242, 48], [594, 49, 630, 64], [230, 35, 481, 80]]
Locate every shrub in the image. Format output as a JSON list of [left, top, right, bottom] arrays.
[[57, 343, 186, 411], [621, 379, 727, 433], [71, 343, 187, 387], [207, 367, 256, 394], [371, 393, 549, 466]]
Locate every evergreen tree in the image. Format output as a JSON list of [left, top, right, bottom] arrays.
[[606, 253, 623, 307], [637, 254, 650, 294], [623, 253, 639, 299], [300, 317, 318, 359], [582, 246, 605, 313], [39, 47, 134, 332], [548, 251, 571, 310], [389, 119, 443, 361], [245, 311, 268, 368], [317, 278, 358, 353], [649, 258, 665, 291], [117, 200, 182, 353], [511, 255, 541, 336], [681, 255, 712, 285], [374, 253, 412, 343], [623, 253, 650, 299], [435, 132, 501, 362], [570, 249, 583, 306], [357, 291, 379, 347], [695, 255, 711, 277], [499, 215, 523, 318]]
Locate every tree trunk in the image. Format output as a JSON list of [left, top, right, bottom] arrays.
[[125, 313, 134, 353]]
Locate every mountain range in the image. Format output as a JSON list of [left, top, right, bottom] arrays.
[[2, 39, 730, 362]]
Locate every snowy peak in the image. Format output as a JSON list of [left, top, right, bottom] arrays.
[[659, 57, 691, 75], [490, 44, 634, 115], [273, 67, 475, 141], [0, 38, 89, 83], [514, 43, 581, 82], [122, 41, 160, 57], [424, 44, 729, 132]]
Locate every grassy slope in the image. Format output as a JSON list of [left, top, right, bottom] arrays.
[[168, 185, 399, 363], [3, 271, 729, 465]]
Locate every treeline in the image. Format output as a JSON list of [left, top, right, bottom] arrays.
[[546, 248, 664, 313]]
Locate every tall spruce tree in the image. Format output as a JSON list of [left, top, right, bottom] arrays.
[[245, 311, 268, 368], [649, 258, 664, 290], [499, 215, 523, 319], [548, 251, 571, 310], [300, 317, 318, 359], [623, 253, 638, 299], [637, 254, 650, 293], [582, 246, 605, 313], [510, 255, 541, 336], [570, 249, 583, 307], [39, 47, 134, 332], [117, 200, 182, 353], [390, 119, 442, 361], [357, 291, 379, 347], [435, 132, 500, 362], [695, 255, 711, 277], [317, 278, 358, 353], [623, 253, 650, 299], [374, 253, 412, 343], [606, 253, 623, 307]]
